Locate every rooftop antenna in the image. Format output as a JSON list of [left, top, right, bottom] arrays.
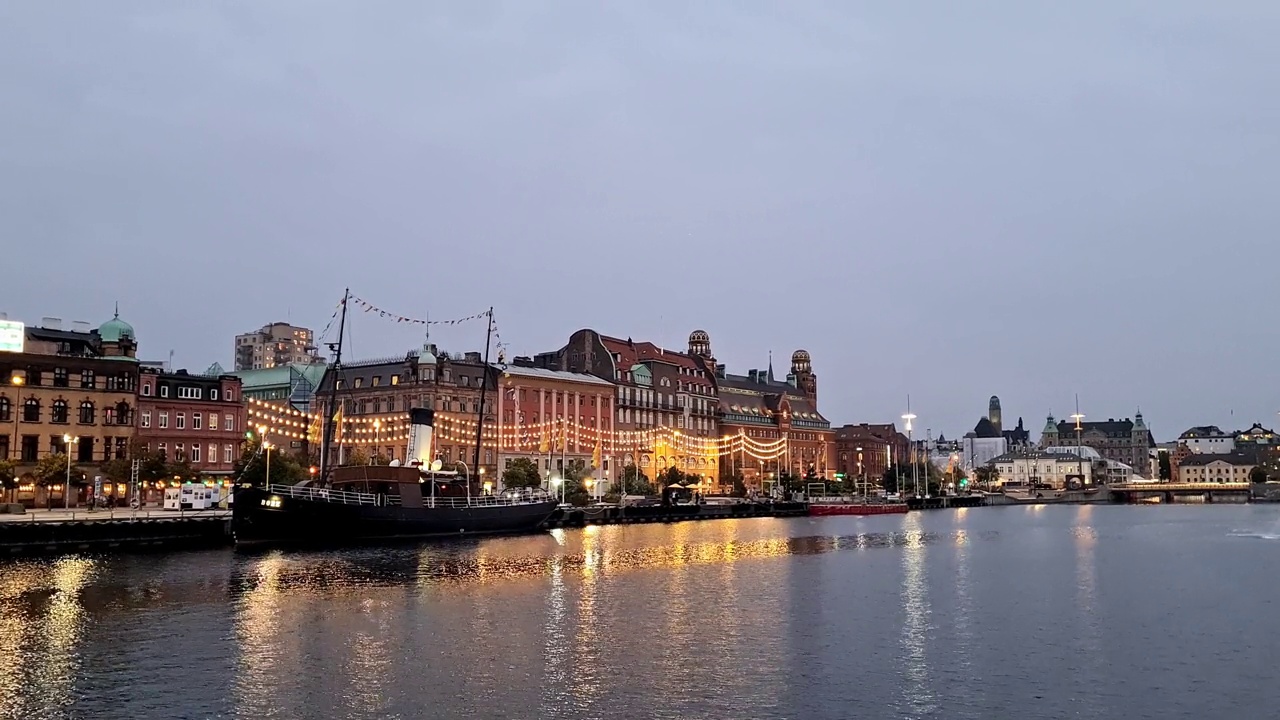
[[168, 349, 174, 373]]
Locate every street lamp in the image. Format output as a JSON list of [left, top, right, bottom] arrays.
[[9, 375, 23, 462], [550, 476, 563, 503], [1071, 394, 1085, 486], [903, 397, 918, 498], [62, 434, 79, 509], [262, 441, 273, 486]]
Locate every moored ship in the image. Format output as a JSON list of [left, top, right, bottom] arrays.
[[232, 294, 559, 548], [233, 409, 559, 547]]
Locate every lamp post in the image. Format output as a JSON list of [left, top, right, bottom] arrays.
[[903, 397, 917, 498], [372, 420, 381, 461], [263, 441, 273, 487], [856, 446, 864, 500], [62, 434, 79, 509], [10, 375, 23, 463], [1071, 394, 1085, 486]]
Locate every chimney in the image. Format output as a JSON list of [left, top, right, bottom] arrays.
[[715, 363, 726, 378], [71, 320, 91, 333], [41, 317, 62, 330], [513, 356, 535, 368], [748, 369, 758, 383], [464, 351, 481, 363]]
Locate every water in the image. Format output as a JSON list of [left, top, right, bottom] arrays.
[[2, 504, 1280, 719]]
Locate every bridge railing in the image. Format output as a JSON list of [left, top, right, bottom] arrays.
[[1110, 482, 1250, 491]]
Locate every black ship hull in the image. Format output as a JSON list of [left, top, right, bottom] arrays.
[[232, 486, 560, 548]]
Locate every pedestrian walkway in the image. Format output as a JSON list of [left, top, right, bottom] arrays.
[[0, 507, 231, 523]]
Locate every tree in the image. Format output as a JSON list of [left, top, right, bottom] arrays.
[[234, 441, 306, 487], [658, 466, 690, 487], [973, 465, 999, 489], [617, 465, 652, 495], [502, 458, 543, 489], [1250, 466, 1269, 484], [560, 459, 593, 506], [346, 448, 369, 467], [34, 453, 74, 485], [1158, 451, 1173, 481], [0, 459, 16, 503]]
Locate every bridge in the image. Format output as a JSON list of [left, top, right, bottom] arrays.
[[1108, 482, 1250, 504]]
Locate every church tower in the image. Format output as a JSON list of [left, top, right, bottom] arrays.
[[988, 395, 1003, 435]]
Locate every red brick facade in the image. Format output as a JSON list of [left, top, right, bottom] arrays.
[[137, 368, 245, 475]]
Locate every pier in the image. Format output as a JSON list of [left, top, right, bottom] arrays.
[[0, 507, 232, 556], [544, 502, 808, 529], [1108, 482, 1251, 504]]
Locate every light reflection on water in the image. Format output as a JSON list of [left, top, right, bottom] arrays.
[[2, 507, 1279, 720]]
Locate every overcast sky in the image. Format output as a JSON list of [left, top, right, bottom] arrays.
[[3, 1, 1278, 440]]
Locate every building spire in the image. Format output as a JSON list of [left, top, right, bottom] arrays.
[[768, 350, 774, 381], [113, 301, 119, 319]]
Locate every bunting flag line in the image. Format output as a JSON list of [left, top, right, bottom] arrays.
[[348, 294, 489, 327]]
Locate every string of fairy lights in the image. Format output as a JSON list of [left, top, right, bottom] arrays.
[[245, 396, 808, 462], [245, 292, 822, 466]]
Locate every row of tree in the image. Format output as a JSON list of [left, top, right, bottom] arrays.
[[0, 438, 314, 496]]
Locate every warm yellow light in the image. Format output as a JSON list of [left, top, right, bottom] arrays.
[[10, 376, 23, 386]]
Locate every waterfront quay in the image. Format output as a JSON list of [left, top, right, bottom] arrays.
[[0, 507, 230, 555], [545, 501, 807, 529]]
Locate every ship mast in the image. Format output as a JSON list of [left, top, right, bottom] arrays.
[[319, 289, 349, 485], [471, 307, 494, 496]]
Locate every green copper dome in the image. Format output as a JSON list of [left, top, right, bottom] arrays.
[[99, 305, 135, 342]]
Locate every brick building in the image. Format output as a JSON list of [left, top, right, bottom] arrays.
[[834, 423, 910, 488], [535, 329, 720, 483], [137, 367, 245, 475], [310, 344, 498, 474], [494, 361, 616, 488], [0, 312, 140, 506], [709, 348, 833, 490], [1040, 411, 1155, 476]]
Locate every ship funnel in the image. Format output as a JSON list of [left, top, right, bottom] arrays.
[[408, 407, 436, 468]]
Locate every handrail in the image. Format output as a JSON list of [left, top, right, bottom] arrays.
[[264, 484, 554, 509]]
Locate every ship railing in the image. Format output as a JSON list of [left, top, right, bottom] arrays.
[[267, 483, 401, 507], [267, 484, 551, 509], [421, 493, 554, 509]]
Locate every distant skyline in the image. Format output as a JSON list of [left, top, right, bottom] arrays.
[[4, 2, 1279, 439]]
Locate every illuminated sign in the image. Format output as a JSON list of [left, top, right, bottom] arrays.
[[0, 320, 24, 353]]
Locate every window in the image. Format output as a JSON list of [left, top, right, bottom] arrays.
[[22, 398, 40, 422], [225, 390, 234, 402], [0, 396, 9, 422], [372, 376, 381, 387], [141, 410, 151, 428], [80, 370, 95, 389], [461, 376, 470, 387], [53, 368, 69, 387], [224, 444, 234, 463], [77, 440, 94, 463], [142, 383, 152, 396], [208, 444, 216, 465], [157, 442, 167, 459], [193, 413, 203, 430], [115, 402, 131, 425], [175, 443, 184, 461], [224, 415, 235, 432], [160, 385, 169, 398], [79, 401, 95, 424], [210, 390, 218, 401], [391, 375, 399, 386], [190, 445, 201, 463], [176, 413, 185, 430], [159, 412, 169, 429], [21, 435, 38, 461], [104, 406, 115, 425], [178, 387, 202, 400], [209, 413, 219, 432]]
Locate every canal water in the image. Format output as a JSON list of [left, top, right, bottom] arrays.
[[2, 504, 1279, 719]]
